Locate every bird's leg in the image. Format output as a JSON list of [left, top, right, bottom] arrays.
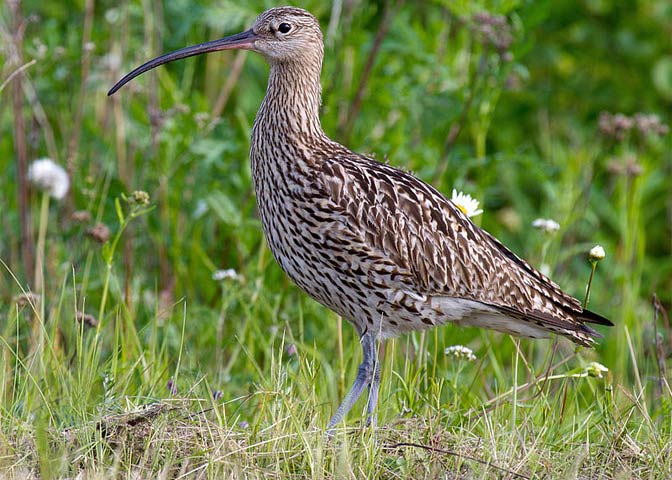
[[365, 345, 382, 427], [326, 331, 377, 433]]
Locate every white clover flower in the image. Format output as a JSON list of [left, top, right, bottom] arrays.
[[28, 158, 69, 200], [532, 218, 560, 234], [451, 189, 483, 218], [588, 245, 606, 262], [582, 362, 608, 379], [444, 345, 477, 361], [212, 268, 242, 282]]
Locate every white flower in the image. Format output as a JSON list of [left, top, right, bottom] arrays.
[[451, 189, 483, 218], [193, 200, 208, 219], [104, 8, 121, 24], [532, 218, 560, 234], [582, 362, 608, 379], [212, 268, 242, 282], [444, 345, 477, 361], [101, 52, 121, 71], [28, 158, 69, 200], [588, 245, 606, 262]]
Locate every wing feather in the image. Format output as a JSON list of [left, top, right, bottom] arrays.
[[318, 152, 612, 344]]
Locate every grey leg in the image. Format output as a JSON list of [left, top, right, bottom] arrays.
[[366, 354, 382, 427], [327, 332, 378, 433]]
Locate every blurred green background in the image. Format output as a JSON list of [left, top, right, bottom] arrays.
[[3, 0, 670, 336], [0, 0, 671, 471]]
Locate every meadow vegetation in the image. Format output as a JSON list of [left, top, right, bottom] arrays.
[[1, 0, 671, 478]]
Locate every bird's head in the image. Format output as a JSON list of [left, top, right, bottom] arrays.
[[108, 6, 323, 95], [250, 7, 323, 63]]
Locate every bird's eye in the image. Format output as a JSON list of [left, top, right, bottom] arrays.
[[278, 23, 292, 34]]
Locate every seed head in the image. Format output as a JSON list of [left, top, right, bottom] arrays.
[[128, 190, 150, 206], [633, 113, 669, 136], [13, 292, 40, 309], [625, 158, 643, 177], [606, 154, 643, 178], [472, 12, 513, 58], [598, 112, 632, 140], [599, 111, 668, 140], [76, 311, 99, 328], [28, 158, 69, 200], [86, 223, 111, 244], [71, 210, 92, 223]]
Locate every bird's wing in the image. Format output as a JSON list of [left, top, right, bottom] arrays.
[[318, 153, 611, 344]]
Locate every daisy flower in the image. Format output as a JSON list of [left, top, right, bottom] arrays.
[[451, 189, 483, 218], [212, 268, 242, 282], [532, 218, 560, 234]]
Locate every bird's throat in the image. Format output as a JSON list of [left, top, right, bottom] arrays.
[[254, 59, 325, 142]]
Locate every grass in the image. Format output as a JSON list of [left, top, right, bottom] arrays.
[[1, 0, 671, 478], [1, 290, 669, 478]]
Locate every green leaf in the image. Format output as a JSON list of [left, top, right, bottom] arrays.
[[652, 56, 672, 101], [206, 191, 242, 227]]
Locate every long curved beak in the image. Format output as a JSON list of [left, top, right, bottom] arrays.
[[108, 29, 257, 96]]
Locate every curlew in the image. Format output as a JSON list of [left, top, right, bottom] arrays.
[[109, 7, 612, 431]]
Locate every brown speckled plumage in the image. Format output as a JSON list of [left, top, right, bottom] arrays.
[[110, 6, 612, 431]]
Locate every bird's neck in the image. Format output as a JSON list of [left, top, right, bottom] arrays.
[[254, 57, 326, 142]]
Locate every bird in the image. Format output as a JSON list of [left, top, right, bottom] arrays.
[[109, 6, 612, 432]]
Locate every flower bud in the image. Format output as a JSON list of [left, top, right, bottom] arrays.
[[588, 245, 605, 262]]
